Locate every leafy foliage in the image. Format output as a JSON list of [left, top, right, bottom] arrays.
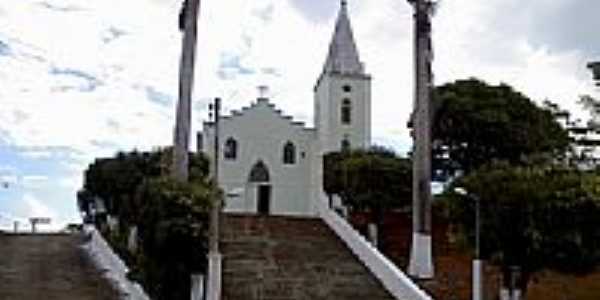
[[323, 146, 412, 212], [80, 148, 209, 225], [443, 161, 600, 292], [324, 146, 411, 249], [78, 148, 214, 300], [432, 79, 570, 178], [579, 94, 600, 120], [131, 176, 212, 300]]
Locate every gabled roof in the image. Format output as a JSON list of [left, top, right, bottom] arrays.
[[322, 1, 364, 76]]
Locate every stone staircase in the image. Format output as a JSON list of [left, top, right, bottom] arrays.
[[221, 214, 396, 300], [0, 232, 120, 300]]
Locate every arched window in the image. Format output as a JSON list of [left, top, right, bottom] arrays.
[[224, 138, 237, 160], [341, 98, 351, 125], [249, 161, 270, 182], [342, 85, 352, 92], [341, 138, 350, 152], [283, 141, 296, 165]]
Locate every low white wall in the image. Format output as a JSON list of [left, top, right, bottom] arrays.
[[83, 226, 150, 300], [319, 206, 433, 300]]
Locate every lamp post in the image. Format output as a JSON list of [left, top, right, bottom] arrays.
[[455, 187, 482, 300]]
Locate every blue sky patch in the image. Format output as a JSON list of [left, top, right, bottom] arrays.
[[0, 40, 11, 56], [0, 142, 82, 225], [217, 53, 255, 80], [145, 86, 173, 106]]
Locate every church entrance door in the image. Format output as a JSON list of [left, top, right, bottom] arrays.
[[248, 160, 271, 215], [257, 185, 271, 215]]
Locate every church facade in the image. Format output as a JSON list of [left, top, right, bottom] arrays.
[[198, 2, 371, 217]]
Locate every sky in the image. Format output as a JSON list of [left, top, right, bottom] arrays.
[[0, 0, 598, 228]]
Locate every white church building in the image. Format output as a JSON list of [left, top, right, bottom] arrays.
[[198, 1, 371, 216]]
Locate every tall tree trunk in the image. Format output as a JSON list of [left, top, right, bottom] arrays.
[[408, 0, 435, 279], [172, 0, 200, 182]]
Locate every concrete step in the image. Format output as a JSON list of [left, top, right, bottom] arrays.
[[0, 233, 120, 300], [221, 214, 396, 300]]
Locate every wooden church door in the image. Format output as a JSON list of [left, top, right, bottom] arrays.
[[257, 185, 271, 215]]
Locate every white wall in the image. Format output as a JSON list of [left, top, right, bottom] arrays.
[[83, 226, 150, 300], [314, 73, 372, 154], [201, 98, 318, 216]]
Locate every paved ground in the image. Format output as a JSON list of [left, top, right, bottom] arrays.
[[0, 232, 120, 300]]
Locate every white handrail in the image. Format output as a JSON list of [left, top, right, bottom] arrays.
[[320, 206, 433, 300], [83, 226, 150, 300]]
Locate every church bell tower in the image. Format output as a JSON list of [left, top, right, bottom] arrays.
[[314, 0, 372, 154]]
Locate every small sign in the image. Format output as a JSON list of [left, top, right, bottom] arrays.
[[29, 217, 51, 224], [226, 188, 244, 198]]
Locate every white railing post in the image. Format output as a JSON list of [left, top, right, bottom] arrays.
[[191, 274, 204, 300], [206, 252, 222, 300], [473, 259, 482, 300]]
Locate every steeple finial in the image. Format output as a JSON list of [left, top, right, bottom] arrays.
[[321, 0, 363, 75]]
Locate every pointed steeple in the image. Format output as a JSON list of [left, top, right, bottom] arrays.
[[322, 0, 364, 75]]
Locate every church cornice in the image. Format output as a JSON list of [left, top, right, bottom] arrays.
[[204, 98, 315, 132], [313, 72, 372, 92]]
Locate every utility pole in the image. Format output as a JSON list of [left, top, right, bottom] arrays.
[[407, 0, 435, 279], [174, 1, 221, 299], [172, 0, 201, 182], [207, 97, 222, 300]]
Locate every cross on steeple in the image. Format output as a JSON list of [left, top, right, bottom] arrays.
[[341, 0, 347, 7]]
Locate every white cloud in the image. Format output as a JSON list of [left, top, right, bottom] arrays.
[[0, 0, 597, 223], [21, 175, 49, 189], [0, 165, 18, 187], [2, 0, 590, 159], [23, 193, 56, 219], [0, 211, 28, 230], [19, 193, 67, 231], [57, 174, 82, 190], [0, 175, 17, 187]]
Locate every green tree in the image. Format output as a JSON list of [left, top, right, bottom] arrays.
[[323, 146, 412, 247], [131, 176, 213, 300], [444, 161, 600, 296], [542, 96, 600, 167], [78, 148, 214, 300], [81, 148, 209, 226], [82, 150, 163, 222], [579, 94, 600, 122], [432, 79, 569, 178]]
